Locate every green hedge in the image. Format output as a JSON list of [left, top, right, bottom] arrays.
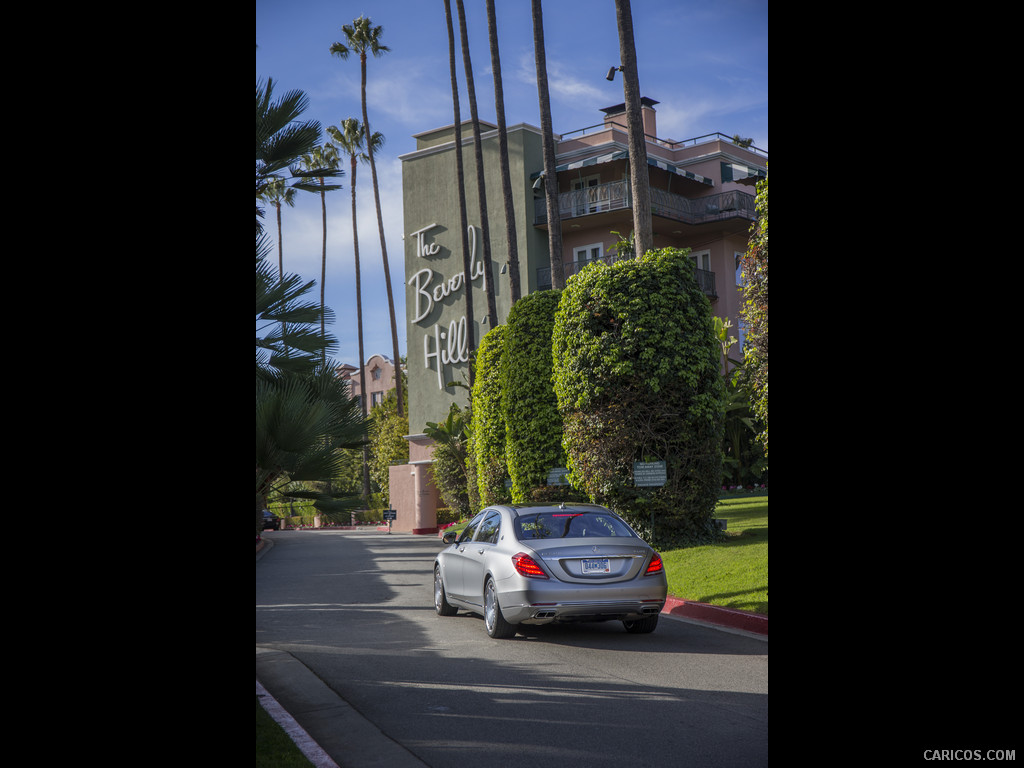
[[552, 248, 725, 547], [472, 325, 511, 506], [500, 290, 584, 504]]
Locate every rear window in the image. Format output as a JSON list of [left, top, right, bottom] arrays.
[[514, 511, 636, 540]]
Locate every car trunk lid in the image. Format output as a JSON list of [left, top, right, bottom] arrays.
[[529, 541, 651, 583]]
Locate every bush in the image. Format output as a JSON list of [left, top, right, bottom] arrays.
[[552, 248, 725, 548], [425, 405, 474, 520], [501, 291, 585, 504], [368, 389, 409, 508], [472, 325, 512, 506], [435, 507, 462, 526]]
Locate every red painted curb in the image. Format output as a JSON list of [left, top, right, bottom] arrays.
[[663, 596, 767, 635]]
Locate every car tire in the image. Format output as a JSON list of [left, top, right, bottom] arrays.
[[484, 577, 516, 638], [623, 614, 659, 634], [434, 565, 458, 616]]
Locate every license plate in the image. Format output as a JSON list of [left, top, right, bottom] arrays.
[[582, 558, 610, 574]]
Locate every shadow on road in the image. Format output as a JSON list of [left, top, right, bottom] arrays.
[[257, 531, 768, 768]]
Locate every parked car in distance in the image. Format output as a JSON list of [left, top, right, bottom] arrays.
[[434, 503, 667, 638], [261, 509, 280, 531]]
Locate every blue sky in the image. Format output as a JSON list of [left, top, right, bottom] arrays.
[[256, 0, 768, 368]]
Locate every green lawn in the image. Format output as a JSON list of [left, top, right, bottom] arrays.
[[441, 495, 768, 615], [661, 495, 768, 615], [256, 697, 314, 768]]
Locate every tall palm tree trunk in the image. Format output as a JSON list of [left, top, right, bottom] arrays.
[[319, 179, 328, 363], [350, 154, 371, 499], [614, 0, 653, 257], [274, 202, 285, 281], [360, 57, 405, 418], [444, 0, 475, 387], [456, 0, 498, 327], [273, 200, 288, 345], [486, 0, 521, 304], [531, 0, 564, 289]]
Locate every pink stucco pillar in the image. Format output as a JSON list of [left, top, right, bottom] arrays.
[[388, 461, 440, 534]]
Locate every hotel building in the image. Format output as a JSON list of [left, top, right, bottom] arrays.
[[389, 98, 767, 533]]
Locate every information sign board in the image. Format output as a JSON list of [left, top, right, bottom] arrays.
[[546, 468, 570, 486], [633, 461, 667, 487]]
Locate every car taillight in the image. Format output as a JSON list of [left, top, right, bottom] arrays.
[[646, 553, 664, 575], [512, 552, 549, 579]]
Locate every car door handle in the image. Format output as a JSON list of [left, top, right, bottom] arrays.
[[477, 548, 485, 554]]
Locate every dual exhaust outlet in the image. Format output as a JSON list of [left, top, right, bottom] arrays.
[[532, 605, 660, 619]]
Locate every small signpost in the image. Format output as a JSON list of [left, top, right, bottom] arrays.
[[634, 461, 667, 539], [633, 461, 667, 487], [383, 509, 397, 534], [546, 468, 570, 486]]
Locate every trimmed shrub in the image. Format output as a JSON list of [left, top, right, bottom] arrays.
[[501, 290, 585, 504], [552, 248, 725, 547], [471, 325, 512, 506]]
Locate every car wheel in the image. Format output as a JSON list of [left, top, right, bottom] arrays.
[[623, 614, 659, 634], [434, 565, 458, 616], [484, 577, 516, 638]]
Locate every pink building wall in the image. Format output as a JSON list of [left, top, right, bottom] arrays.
[[388, 436, 441, 534]]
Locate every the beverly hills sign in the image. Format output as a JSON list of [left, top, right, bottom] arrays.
[[407, 222, 486, 390]]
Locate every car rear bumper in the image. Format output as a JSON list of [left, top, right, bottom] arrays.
[[497, 576, 667, 625]]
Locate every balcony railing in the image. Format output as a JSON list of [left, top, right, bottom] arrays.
[[534, 181, 755, 227], [537, 256, 716, 297]]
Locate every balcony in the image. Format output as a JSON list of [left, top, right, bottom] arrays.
[[537, 256, 716, 297], [534, 181, 755, 228]]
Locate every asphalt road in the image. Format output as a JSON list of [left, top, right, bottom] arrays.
[[256, 530, 768, 768]]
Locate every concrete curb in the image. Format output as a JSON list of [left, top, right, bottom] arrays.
[[663, 595, 768, 635], [257, 678, 340, 768]]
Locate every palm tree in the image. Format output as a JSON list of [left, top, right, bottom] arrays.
[[444, 0, 475, 387], [455, 0, 498, 327], [327, 118, 385, 500], [486, 0, 521, 304], [531, 0, 564, 289], [614, 0, 653, 257], [298, 144, 343, 360], [256, 79, 361, 531], [330, 17, 405, 418], [257, 238, 366, 528], [256, 78, 340, 232], [258, 178, 297, 281], [257, 233, 336, 378]]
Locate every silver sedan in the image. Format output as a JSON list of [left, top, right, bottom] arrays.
[[434, 503, 667, 638]]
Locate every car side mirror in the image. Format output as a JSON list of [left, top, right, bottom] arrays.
[[442, 530, 458, 545]]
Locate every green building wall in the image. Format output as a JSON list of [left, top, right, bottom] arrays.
[[401, 120, 548, 433]]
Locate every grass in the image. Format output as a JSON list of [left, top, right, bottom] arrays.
[[442, 495, 768, 615], [256, 696, 314, 768], [662, 495, 768, 615]]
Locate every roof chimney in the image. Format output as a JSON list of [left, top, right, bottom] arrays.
[[600, 97, 659, 138]]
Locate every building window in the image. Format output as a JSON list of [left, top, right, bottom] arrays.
[[372, 391, 383, 407], [691, 250, 711, 272], [574, 242, 603, 264], [690, 250, 716, 297], [371, 367, 382, 381], [572, 243, 604, 280]]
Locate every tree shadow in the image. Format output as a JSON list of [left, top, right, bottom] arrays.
[[257, 531, 768, 768]]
